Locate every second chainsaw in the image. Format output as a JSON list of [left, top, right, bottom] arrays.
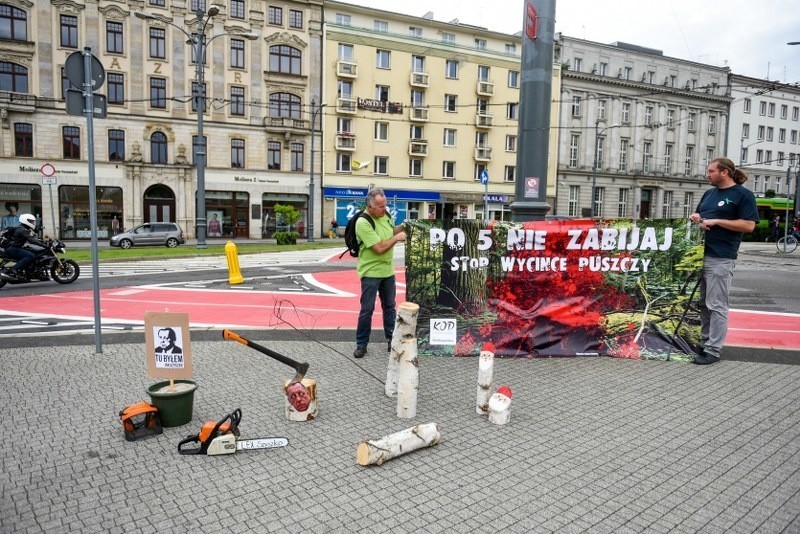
[[177, 408, 289, 456]]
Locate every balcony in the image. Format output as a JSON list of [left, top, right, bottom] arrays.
[[0, 91, 36, 114], [336, 60, 358, 78], [409, 71, 429, 87], [409, 140, 428, 156], [409, 106, 429, 122], [474, 146, 493, 161], [475, 113, 494, 128], [477, 81, 494, 96], [335, 132, 357, 151], [263, 116, 309, 135], [336, 97, 357, 114]]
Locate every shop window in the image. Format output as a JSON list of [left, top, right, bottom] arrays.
[[59, 185, 122, 239]]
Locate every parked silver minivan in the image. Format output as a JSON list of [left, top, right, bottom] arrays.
[[109, 222, 185, 249]]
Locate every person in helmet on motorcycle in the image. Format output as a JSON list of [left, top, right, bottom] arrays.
[[1, 213, 47, 281]]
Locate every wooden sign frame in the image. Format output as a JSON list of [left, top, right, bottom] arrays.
[[144, 312, 193, 379]]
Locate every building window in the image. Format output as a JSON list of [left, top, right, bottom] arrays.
[[741, 148, 749, 163], [766, 127, 774, 142], [666, 109, 675, 128], [374, 122, 388, 141], [478, 65, 490, 82], [743, 98, 751, 113], [230, 39, 245, 69], [338, 43, 353, 62], [505, 43, 517, 54], [766, 150, 772, 165], [664, 143, 673, 173], [108, 129, 125, 162], [508, 71, 519, 88], [780, 104, 788, 120], [60, 15, 78, 48], [573, 57, 583, 72], [568, 186, 580, 217], [231, 138, 245, 168], [504, 165, 515, 182], [792, 130, 798, 144], [474, 38, 486, 50], [148, 27, 166, 59], [445, 60, 459, 79], [757, 125, 765, 140], [778, 152, 785, 166], [644, 106, 653, 125], [661, 190, 673, 218], [793, 106, 799, 121], [374, 156, 388, 175], [596, 137, 606, 168], [507, 102, 518, 120], [779, 128, 786, 143], [443, 128, 456, 147], [569, 134, 580, 168], [150, 77, 166, 108], [506, 135, 517, 152], [231, 86, 245, 116], [683, 192, 694, 218], [0, 5, 27, 40], [150, 0, 165, 5], [14, 123, 33, 157], [474, 164, 487, 182], [623, 66, 632, 80], [617, 188, 629, 218], [597, 100, 606, 120], [593, 187, 604, 217], [768, 103, 775, 117], [742, 123, 750, 139], [291, 143, 304, 171], [373, 85, 389, 101], [269, 92, 301, 118], [106, 22, 123, 54], [289, 9, 303, 28], [269, 45, 301, 74], [409, 124, 423, 140], [376, 50, 390, 69], [107, 73, 124, 105], [335, 14, 350, 25], [441, 32, 455, 44], [643, 142, 652, 172], [409, 159, 422, 177], [685, 146, 694, 175], [443, 161, 455, 179], [411, 90, 424, 107], [191, 81, 207, 112], [571, 96, 581, 117], [759, 101, 767, 115], [268, 6, 283, 25], [756, 149, 763, 164], [230, 0, 245, 19], [688, 113, 696, 131], [336, 153, 351, 172], [373, 20, 388, 32], [599, 62, 608, 76], [619, 139, 629, 172], [412, 55, 425, 72], [268, 141, 281, 170], [708, 116, 716, 134], [190, 1, 208, 11], [444, 94, 457, 112], [150, 132, 167, 164], [621, 102, 630, 123], [409, 26, 422, 38]]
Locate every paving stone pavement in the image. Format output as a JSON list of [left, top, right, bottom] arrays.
[[1, 340, 799, 534]]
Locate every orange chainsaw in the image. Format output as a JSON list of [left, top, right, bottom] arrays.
[[177, 408, 288, 456]]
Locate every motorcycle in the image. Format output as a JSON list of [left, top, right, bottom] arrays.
[[0, 238, 80, 288]]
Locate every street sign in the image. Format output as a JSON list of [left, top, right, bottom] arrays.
[[480, 170, 489, 185], [42, 176, 57, 185], [64, 50, 105, 90], [40, 163, 56, 176], [65, 88, 107, 118]]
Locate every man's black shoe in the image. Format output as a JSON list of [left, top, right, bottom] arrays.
[[693, 352, 720, 365], [353, 346, 367, 358], [0, 270, 21, 281], [388, 342, 392, 353]]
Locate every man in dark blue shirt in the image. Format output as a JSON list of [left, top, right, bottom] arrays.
[[689, 157, 758, 365]]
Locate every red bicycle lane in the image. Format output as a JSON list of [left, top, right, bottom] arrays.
[[1, 268, 798, 349]]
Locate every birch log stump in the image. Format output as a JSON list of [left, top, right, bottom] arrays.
[[356, 422, 441, 466], [488, 386, 512, 425], [476, 343, 495, 415], [393, 302, 420, 418]]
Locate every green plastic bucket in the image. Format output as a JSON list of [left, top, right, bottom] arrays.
[[146, 380, 197, 427]]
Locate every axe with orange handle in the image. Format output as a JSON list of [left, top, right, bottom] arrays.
[[222, 330, 309, 383]]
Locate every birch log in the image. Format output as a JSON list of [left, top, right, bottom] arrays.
[[476, 344, 495, 415], [385, 302, 417, 398], [356, 422, 441, 466], [394, 302, 420, 418], [488, 386, 512, 425]]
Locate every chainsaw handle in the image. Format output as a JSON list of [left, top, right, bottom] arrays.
[[177, 434, 203, 455]]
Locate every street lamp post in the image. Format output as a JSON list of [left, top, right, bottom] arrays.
[[590, 120, 619, 218], [308, 99, 327, 243], [134, 6, 257, 248]]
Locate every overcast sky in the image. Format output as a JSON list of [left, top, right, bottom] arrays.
[[343, 0, 800, 82]]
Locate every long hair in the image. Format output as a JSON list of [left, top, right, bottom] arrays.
[[712, 157, 748, 184]]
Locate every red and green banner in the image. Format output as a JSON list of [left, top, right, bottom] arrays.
[[405, 218, 704, 362]]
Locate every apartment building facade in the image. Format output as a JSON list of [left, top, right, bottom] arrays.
[[320, 1, 529, 225], [728, 73, 800, 198], [0, 0, 323, 240], [553, 36, 732, 220]]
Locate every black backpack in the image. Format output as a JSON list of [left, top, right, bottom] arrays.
[[340, 211, 374, 258]]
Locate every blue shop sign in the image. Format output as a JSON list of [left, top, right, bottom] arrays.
[[324, 187, 439, 202], [484, 194, 508, 203]]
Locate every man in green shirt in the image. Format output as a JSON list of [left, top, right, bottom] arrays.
[[353, 188, 406, 358]]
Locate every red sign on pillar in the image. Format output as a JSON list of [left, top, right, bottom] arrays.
[[526, 2, 539, 41]]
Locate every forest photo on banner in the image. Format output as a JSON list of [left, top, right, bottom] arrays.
[[405, 218, 704, 361]]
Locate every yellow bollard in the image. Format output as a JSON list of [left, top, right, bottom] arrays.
[[225, 240, 244, 285]]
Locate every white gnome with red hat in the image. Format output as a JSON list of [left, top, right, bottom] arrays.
[[488, 385, 512, 425]]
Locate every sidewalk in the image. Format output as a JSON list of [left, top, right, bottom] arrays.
[[2, 339, 799, 533]]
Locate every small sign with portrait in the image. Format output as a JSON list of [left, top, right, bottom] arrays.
[[144, 312, 193, 379]]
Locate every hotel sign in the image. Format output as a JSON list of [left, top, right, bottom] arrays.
[[357, 98, 403, 114]]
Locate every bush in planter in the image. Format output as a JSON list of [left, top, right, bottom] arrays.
[[273, 204, 302, 244]]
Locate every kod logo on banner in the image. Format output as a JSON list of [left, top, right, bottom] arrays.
[[429, 318, 457, 345]]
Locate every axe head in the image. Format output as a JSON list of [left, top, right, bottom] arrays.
[[290, 362, 309, 384]]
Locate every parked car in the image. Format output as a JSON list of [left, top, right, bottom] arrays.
[[109, 222, 185, 249]]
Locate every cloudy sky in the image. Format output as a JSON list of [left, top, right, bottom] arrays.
[[344, 0, 800, 82]]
